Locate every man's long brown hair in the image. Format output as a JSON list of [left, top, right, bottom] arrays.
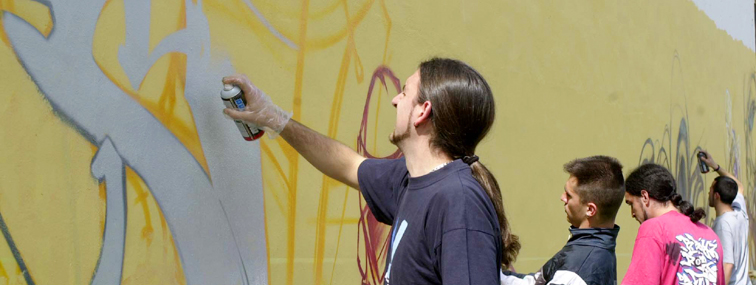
[[417, 57, 520, 267]]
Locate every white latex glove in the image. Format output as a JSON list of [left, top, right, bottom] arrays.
[[222, 74, 291, 138]]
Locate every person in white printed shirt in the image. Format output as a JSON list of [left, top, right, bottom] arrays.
[[700, 150, 752, 285]]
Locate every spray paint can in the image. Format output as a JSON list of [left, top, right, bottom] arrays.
[[221, 84, 265, 141], [697, 152, 709, 173]]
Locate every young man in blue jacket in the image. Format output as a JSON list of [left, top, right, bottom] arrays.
[[501, 156, 624, 285]]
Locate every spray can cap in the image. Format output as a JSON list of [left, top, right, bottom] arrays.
[[223, 84, 234, 91]]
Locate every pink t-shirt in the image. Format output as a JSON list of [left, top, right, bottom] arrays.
[[623, 211, 725, 285]]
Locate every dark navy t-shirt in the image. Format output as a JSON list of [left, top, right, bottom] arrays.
[[358, 157, 502, 285]]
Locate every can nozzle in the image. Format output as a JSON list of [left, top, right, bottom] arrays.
[[223, 84, 234, 91]]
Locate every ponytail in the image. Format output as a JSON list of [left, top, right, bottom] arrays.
[[414, 58, 519, 266], [469, 160, 520, 268], [627, 164, 706, 223], [670, 193, 706, 223]]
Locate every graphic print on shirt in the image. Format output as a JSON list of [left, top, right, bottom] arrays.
[[385, 220, 408, 285], [675, 233, 720, 285], [666, 242, 682, 264]]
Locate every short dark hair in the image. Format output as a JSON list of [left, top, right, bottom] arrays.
[[713, 176, 738, 205], [625, 163, 706, 223], [563, 155, 625, 223]]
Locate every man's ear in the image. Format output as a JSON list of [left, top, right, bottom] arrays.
[[640, 190, 651, 207], [414, 101, 432, 127], [586, 202, 598, 218]]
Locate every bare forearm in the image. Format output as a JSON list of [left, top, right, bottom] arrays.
[[724, 263, 733, 284], [219, 75, 365, 186], [715, 166, 744, 195], [279, 119, 365, 189]]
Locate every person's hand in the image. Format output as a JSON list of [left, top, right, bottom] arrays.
[[222, 74, 291, 137], [698, 150, 719, 169]]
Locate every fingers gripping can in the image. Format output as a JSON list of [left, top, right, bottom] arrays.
[[221, 84, 265, 141], [697, 152, 709, 173]]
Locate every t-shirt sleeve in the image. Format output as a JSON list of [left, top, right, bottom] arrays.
[[714, 220, 735, 264], [732, 192, 746, 214], [622, 224, 663, 285], [438, 229, 500, 285], [357, 158, 407, 225]]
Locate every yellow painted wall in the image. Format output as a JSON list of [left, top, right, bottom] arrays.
[[0, 0, 754, 284]]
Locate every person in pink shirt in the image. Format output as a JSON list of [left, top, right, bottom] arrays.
[[622, 163, 725, 285]]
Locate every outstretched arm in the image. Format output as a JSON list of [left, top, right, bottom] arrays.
[[223, 75, 365, 190]]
